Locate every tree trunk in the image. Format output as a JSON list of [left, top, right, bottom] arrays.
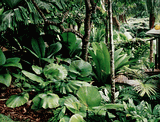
[[108, 0, 115, 103], [81, 0, 92, 61], [149, 12, 155, 63]]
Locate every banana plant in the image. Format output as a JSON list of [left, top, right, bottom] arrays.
[[0, 49, 22, 87]]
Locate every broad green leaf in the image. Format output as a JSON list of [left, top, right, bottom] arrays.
[[22, 70, 44, 83], [0, 73, 11, 87], [33, 93, 60, 109], [64, 95, 86, 116], [3, 63, 22, 69], [31, 37, 45, 58], [93, 104, 124, 110], [0, 7, 4, 15], [6, 93, 29, 108], [32, 65, 42, 75], [60, 116, 70, 122], [47, 42, 62, 58], [43, 63, 67, 80], [5, 57, 20, 63], [69, 60, 92, 77], [77, 86, 101, 108], [0, 49, 6, 65], [114, 48, 123, 61], [69, 114, 85, 122]]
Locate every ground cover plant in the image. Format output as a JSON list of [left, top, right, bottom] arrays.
[[1, 0, 160, 122]]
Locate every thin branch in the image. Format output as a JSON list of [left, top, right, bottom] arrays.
[[31, 0, 83, 39]]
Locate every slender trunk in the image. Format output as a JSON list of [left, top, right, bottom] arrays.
[[108, 0, 115, 103], [81, 0, 92, 61], [149, 12, 155, 63]]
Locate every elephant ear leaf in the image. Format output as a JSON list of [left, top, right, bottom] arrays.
[[6, 92, 29, 108], [0, 49, 6, 65]]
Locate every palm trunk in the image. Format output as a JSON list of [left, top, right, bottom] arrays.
[[108, 0, 115, 103]]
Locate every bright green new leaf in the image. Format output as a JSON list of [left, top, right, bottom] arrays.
[[77, 86, 101, 108], [0, 49, 6, 66], [32, 65, 42, 75], [6, 93, 29, 108], [69, 114, 85, 122], [69, 60, 92, 77], [60, 116, 70, 122], [0, 73, 11, 87], [43, 63, 67, 80]]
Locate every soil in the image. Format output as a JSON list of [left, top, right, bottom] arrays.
[[0, 85, 54, 122]]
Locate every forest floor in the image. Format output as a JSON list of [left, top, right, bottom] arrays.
[[0, 85, 54, 122]]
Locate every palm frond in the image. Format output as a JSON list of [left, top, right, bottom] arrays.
[[134, 80, 157, 98]]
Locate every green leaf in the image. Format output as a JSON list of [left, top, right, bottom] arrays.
[[60, 116, 70, 122], [6, 93, 29, 108], [43, 63, 67, 80], [32, 65, 42, 75], [69, 60, 92, 77], [53, 106, 66, 121], [0, 7, 4, 15], [47, 42, 62, 58], [3, 63, 22, 69], [64, 95, 86, 116], [77, 86, 101, 108], [0, 49, 6, 66], [22, 70, 44, 83], [0, 114, 14, 122], [31, 37, 45, 58], [69, 114, 85, 122], [2, 0, 22, 8], [0, 73, 11, 87], [33, 93, 60, 109], [93, 104, 124, 110]]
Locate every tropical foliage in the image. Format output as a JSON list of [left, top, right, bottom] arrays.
[[1, 0, 160, 121]]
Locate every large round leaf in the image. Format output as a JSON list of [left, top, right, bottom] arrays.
[[0, 73, 11, 87], [69, 114, 85, 122], [77, 86, 101, 108], [6, 93, 29, 108], [32, 93, 60, 109], [69, 60, 92, 77], [43, 63, 67, 80]]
